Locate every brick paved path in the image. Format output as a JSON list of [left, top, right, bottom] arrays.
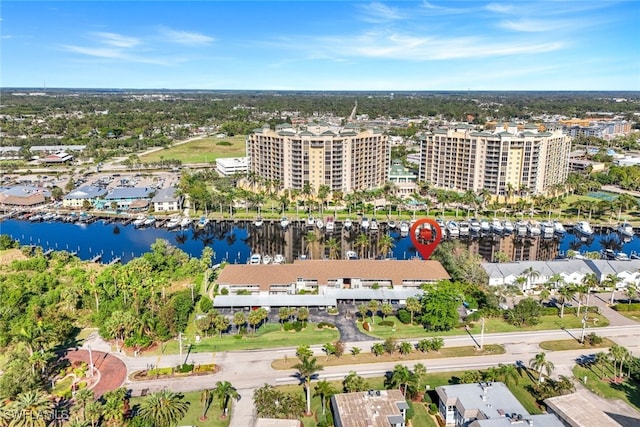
[[64, 349, 127, 398]]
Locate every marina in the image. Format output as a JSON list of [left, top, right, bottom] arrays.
[[1, 213, 639, 265]]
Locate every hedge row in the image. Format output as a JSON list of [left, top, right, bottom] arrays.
[[612, 303, 640, 312]]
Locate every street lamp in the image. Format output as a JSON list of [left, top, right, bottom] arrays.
[[580, 315, 588, 344], [88, 344, 94, 378]]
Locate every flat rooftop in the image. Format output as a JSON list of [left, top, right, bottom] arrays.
[[332, 389, 408, 427], [545, 391, 640, 427]]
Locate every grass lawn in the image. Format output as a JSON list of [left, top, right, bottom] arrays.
[[273, 369, 542, 426], [539, 337, 616, 351], [271, 345, 505, 370], [143, 323, 340, 355], [356, 314, 609, 340], [74, 328, 99, 346], [573, 365, 640, 411], [130, 390, 231, 427], [140, 135, 247, 164], [616, 311, 640, 322]]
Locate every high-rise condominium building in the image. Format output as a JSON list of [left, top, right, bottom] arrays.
[[247, 123, 390, 193], [418, 122, 570, 198]]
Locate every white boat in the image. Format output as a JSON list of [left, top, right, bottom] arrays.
[[262, 254, 272, 264], [480, 219, 491, 234], [617, 221, 634, 237], [180, 217, 192, 228], [515, 220, 528, 236], [273, 254, 285, 264], [360, 217, 370, 231], [458, 221, 470, 236], [491, 219, 504, 234], [553, 220, 566, 235], [254, 217, 264, 228], [249, 254, 262, 264], [469, 218, 481, 234], [143, 216, 156, 227], [527, 220, 541, 236], [343, 218, 353, 230], [29, 214, 43, 222], [446, 221, 460, 238], [387, 220, 397, 229], [345, 250, 358, 260], [325, 218, 335, 233], [197, 216, 210, 229], [503, 219, 514, 234], [540, 221, 555, 236], [574, 221, 594, 236], [316, 218, 324, 230], [280, 217, 290, 229], [306, 217, 316, 229], [133, 215, 146, 228], [616, 252, 630, 261], [399, 221, 409, 236], [370, 218, 379, 232], [165, 218, 181, 229], [42, 212, 56, 221]]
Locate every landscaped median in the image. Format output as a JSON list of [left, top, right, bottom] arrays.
[[355, 312, 609, 340], [129, 363, 220, 382], [271, 344, 505, 370]]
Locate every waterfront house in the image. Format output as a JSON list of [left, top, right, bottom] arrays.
[[63, 185, 107, 209], [151, 187, 182, 212], [103, 187, 154, 211], [0, 185, 50, 207]]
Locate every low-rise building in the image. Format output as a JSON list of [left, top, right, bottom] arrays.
[[436, 382, 563, 427], [215, 259, 449, 296], [151, 187, 182, 212], [63, 186, 107, 209], [545, 391, 640, 426], [216, 157, 248, 176], [39, 151, 73, 164], [0, 185, 50, 207], [482, 259, 640, 291], [102, 187, 154, 211], [331, 389, 408, 427], [389, 160, 417, 199]]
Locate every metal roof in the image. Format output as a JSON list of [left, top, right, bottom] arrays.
[[104, 187, 153, 200], [213, 294, 337, 308], [64, 185, 107, 200]]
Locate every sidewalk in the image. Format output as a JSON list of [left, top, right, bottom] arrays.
[[589, 293, 638, 327]]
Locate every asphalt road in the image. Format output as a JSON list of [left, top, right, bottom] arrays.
[[96, 323, 640, 426]]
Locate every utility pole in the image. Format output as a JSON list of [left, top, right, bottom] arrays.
[[480, 317, 485, 350], [178, 332, 183, 368]]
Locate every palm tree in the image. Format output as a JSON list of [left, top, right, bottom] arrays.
[[398, 341, 413, 357], [520, 266, 540, 293], [573, 284, 590, 317], [325, 237, 340, 260], [380, 302, 393, 320], [405, 297, 421, 325], [412, 363, 427, 391], [555, 375, 575, 394], [377, 234, 395, 259], [354, 233, 369, 259], [8, 390, 53, 427], [138, 390, 189, 427], [343, 371, 368, 393], [313, 380, 337, 416], [558, 286, 575, 318], [73, 389, 95, 422], [305, 231, 318, 259], [367, 299, 380, 323], [233, 311, 246, 335], [388, 364, 412, 396], [604, 273, 622, 304], [85, 400, 102, 427], [199, 389, 213, 421], [529, 352, 554, 383], [293, 356, 324, 415], [213, 381, 240, 418], [497, 363, 520, 386], [594, 352, 610, 380]]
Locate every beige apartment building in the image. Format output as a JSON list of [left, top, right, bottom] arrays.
[[418, 122, 570, 199], [247, 123, 390, 193]]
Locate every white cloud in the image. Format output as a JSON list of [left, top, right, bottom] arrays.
[[159, 28, 214, 45], [92, 32, 141, 48], [61, 44, 174, 65], [358, 2, 406, 23], [485, 3, 514, 14]]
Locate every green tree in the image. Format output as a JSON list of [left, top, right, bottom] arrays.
[[7, 390, 54, 427], [213, 381, 240, 418], [293, 356, 324, 416], [530, 352, 554, 383], [505, 298, 541, 327], [313, 380, 337, 416], [380, 302, 393, 320], [405, 297, 421, 325], [419, 281, 462, 331], [343, 371, 368, 393], [199, 389, 213, 421], [387, 364, 412, 396], [138, 390, 189, 427]]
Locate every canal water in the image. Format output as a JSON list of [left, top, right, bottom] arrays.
[[1, 218, 639, 264]]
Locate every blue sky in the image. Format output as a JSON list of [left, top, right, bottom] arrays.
[[2, 1, 639, 90]]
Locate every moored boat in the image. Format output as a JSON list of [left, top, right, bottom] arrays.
[[574, 221, 594, 236]]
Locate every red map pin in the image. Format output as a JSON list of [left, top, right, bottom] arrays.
[[409, 218, 443, 260]]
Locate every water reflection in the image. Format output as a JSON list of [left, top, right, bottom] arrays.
[[1, 218, 639, 264]]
